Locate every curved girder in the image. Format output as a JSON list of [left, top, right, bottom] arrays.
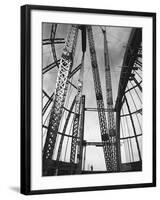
[[115, 28, 142, 111]]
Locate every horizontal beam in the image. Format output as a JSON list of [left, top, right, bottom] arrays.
[[43, 125, 80, 139], [43, 42, 65, 45], [86, 142, 104, 147], [120, 108, 142, 117], [84, 141, 116, 147], [85, 108, 115, 112], [120, 134, 142, 140], [43, 38, 65, 45]]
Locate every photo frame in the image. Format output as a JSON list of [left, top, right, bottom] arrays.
[[21, 4, 156, 195]]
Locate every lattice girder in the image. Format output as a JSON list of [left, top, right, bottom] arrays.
[[102, 29, 118, 171], [87, 25, 114, 171], [70, 54, 85, 164], [43, 25, 79, 162]]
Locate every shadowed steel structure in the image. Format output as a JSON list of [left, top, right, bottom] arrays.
[[42, 23, 142, 176]]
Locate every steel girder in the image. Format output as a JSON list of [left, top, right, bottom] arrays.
[[43, 25, 79, 165], [70, 53, 85, 165], [87, 26, 113, 171], [102, 29, 118, 171]]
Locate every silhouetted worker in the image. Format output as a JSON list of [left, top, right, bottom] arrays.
[[91, 165, 93, 171]]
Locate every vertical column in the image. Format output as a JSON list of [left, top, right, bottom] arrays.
[[116, 107, 122, 171], [76, 95, 85, 174], [43, 25, 79, 175], [87, 25, 113, 171], [102, 28, 118, 171]]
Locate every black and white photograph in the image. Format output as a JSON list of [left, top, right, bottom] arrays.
[[20, 5, 156, 194], [42, 23, 142, 176], [0, 0, 158, 198]]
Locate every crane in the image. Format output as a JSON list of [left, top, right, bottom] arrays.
[[42, 25, 79, 174], [70, 54, 85, 164], [70, 26, 86, 174], [87, 26, 114, 171], [102, 28, 118, 171], [42, 24, 143, 175]]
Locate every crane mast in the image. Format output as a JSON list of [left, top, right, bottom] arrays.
[[70, 26, 86, 171], [87, 26, 114, 171], [102, 28, 118, 171], [43, 25, 79, 169], [70, 54, 85, 164]]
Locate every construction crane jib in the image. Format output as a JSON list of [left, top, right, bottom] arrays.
[[70, 26, 86, 170], [102, 28, 118, 171], [43, 25, 79, 164], [87, 26, 115, 171]]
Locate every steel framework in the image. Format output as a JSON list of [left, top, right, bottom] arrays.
[[87, 26, 114, 171], [43, 25, 79, 171], [102, 28, 118, 171], [115, 28, 142, 169], [70, 26, 86, 173], [42, 24, 142, 175]]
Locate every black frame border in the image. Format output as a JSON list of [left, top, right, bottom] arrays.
[[21, 4, 156, 195]]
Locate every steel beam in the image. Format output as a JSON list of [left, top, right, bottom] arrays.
[[76, 95, 85, 174], [116, 109, 121, 171], [70, 27, 86, 173], [125, 80, 142, 93], [132, 76, 142, 92], [43, 38, 65, 45], [102, 28, 118, 171], [87, 26, 113, 171], [85, 108, 115, 112], [56, 97, 76, 164], [42, 92, 54, 116], [70, 53, 85, 165], [115, 28, 142, 111], [124, 96, 142, 162], [69, 64, 81, 78], [120, 108, 142, 117], [43, 25, 79, 169], [42, 60, 60, 74], [42, 89, 50, 99], [120, 133, 142, 140], [43, 125, 80, 139]]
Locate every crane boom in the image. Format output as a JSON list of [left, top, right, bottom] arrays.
[[70, 53, 85, 164], [87, 26, 114, 171], [43, 25, 79, 167], [102, 28, 118, 171], [70, 26, 86, 170]]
